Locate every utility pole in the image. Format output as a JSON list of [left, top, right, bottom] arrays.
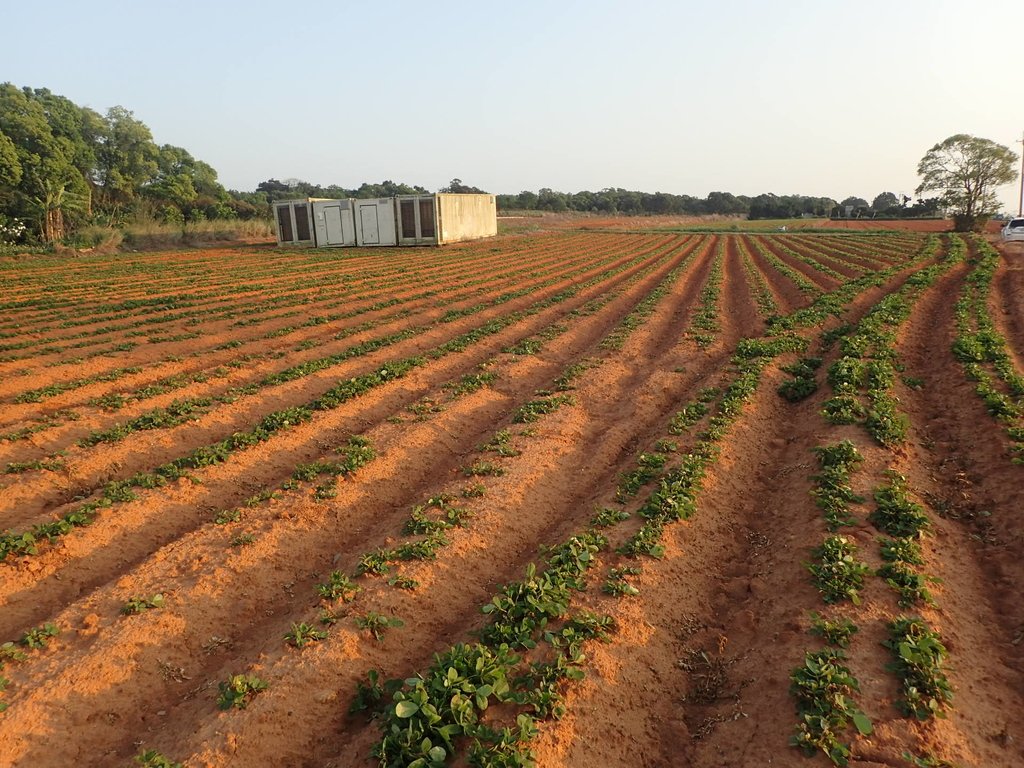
[[1018, 130, 1024, 216]]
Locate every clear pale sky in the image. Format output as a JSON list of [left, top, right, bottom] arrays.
[[4, 0, 1021, 211]]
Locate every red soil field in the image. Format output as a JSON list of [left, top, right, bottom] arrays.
[[0, 230, 1021, 768]]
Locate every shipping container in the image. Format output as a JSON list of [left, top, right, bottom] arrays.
[[396, 193, 497, 245], [274, 193, 496, 248]]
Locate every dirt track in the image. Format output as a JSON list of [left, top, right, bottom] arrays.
[[0, 231, 1021, 768]]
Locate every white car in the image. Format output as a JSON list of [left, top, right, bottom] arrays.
[[1003, 217, 1024, 242]]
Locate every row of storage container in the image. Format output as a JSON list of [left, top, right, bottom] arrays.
[[273, 193, 497, 248]]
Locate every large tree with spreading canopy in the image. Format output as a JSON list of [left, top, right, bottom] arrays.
[[916, 134, 1018, 231]]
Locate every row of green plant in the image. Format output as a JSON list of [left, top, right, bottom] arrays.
[[807, 535, 870, 605], [777, 355, 822, 402], [89, 362, 245, 411], [884, 616, 953, 720], [734, 236, 780, 318], [687, 239, 724, 347], [5, 338, 137, 367], [746, 236, 822, 295], [791, 256, 953, 764], [598, 236, 705, 350], [0, 408, 80, 443], [870, 472, 936, 609], [4, 457, 66, 474], [790, 648, 873, 765], [667, 386, 720, 435], [809, 440, 863, 530], [820, 236, 958, 446], [12, 365, 142, 404], [767, 238, 849, 282], [951, 235, 1024, 459], [362, 532, 612, 766]]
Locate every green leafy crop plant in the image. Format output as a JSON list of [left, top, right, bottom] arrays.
[[284, 622, 327, 648], [807, 537, 870, 605], [884, 617, 953, 719], [135, 750, 182, 768], [316, 571, 360, 602], [216, 674, 268, 710], [603, 566, 641, 597], [121, 594, 165, 615], [808, 613, 858, 648], [778, 356, 822, 402], [19, 622, 60, 649], [790, 648, 872, 766], [870, 473, 930, 538], [354, 612, 404, 641]]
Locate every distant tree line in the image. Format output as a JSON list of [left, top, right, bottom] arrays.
[[493, 188, 822, 217], [494, 188, 943, 220]]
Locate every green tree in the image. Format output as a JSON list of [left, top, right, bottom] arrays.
[[441, 178, 486, 194], [144, 144, 229, 218], [916, 134, 1019, 231], [25, 87, 105, 196], [515, 190, 538, 209], [840, 196, 869, 209], [536, 188, 568, 212], [96, 106, 159, 212], [0, 84, 86, 241], [871, 192, 899, 212], [705, 191, 748, 215], [0, 130, 21, 188]]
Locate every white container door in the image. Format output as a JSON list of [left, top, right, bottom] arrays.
[[325, 205, 355, 245], [325, 206, 343, 243], [354, 199, 397, 246], [313, 200, 355, 247], [359, 204, 380, 244]]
